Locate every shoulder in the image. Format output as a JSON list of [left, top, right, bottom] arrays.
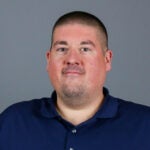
[[117, 97, 150, 112], [0, 97, 50, 123], [114, 96, 150, 121]]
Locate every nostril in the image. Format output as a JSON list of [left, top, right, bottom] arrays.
[[66, 61, 79, 65]]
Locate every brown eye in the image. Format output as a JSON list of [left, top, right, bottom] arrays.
[[80, 47, 91, 52], [56, 47, 68, 52]]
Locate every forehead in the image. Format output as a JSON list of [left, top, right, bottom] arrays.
[[52, 23, 101, 42], [51, 23, 107, 50]]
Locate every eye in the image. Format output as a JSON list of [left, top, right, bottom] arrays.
[[56, 47, 68, 53], [80, 47, 91, 52]]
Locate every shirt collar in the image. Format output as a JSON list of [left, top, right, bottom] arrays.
[[94, 88, 119, 118], [38, 92, 59, 119], [39, 87, 118, 119]]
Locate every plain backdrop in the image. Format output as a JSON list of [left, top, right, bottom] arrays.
[[0, 0, 150, 112]]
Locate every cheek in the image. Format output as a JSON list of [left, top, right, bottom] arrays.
[[47, 59, 62, 80], [89, 57, 106, 70], [87, 59, 106, 79], [47, 62, 60, 89]]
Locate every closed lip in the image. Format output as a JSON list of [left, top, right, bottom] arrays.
[[63, 70, 83, 75], [62, 66, 85, 76]]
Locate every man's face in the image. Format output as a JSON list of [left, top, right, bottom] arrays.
[[46, 23, 112, 101]]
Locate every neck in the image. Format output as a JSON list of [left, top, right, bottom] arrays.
[[56, 93, 104, 125]]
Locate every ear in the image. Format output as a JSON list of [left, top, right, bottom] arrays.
[[105, 50, 113, 71], [46, 50, 51, 72]]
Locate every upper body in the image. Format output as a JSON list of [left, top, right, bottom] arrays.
[[1, 11, 150, 149], [0, 88, 150, 150]]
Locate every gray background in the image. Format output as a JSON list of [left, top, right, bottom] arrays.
[[0, 0, 150, 113]]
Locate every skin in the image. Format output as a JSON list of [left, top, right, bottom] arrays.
[[46, 23, 112, 125]]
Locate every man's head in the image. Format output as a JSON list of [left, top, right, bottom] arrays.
[[46, 11, 112, 108], [51, 11, 108, 52]]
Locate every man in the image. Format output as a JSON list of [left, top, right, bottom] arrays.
[[0, 11, 150, 150]]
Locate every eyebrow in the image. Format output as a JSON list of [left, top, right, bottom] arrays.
[[80, 40, 96, 47], [53, 41, 68, 47], [53, 40, 96, 47]]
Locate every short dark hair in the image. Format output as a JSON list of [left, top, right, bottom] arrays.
[[51, 11, 108, 49]]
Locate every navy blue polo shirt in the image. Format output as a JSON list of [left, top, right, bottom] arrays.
[[0, 88, 150, 150]]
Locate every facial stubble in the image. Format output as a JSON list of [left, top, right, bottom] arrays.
[[59, 78, 87, 108]]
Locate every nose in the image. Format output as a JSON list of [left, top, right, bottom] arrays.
[[64, 49, 81, 65]]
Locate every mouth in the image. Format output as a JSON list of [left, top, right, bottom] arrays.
[[63, 71, 82, 76], [62, 66, 85, 76]]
